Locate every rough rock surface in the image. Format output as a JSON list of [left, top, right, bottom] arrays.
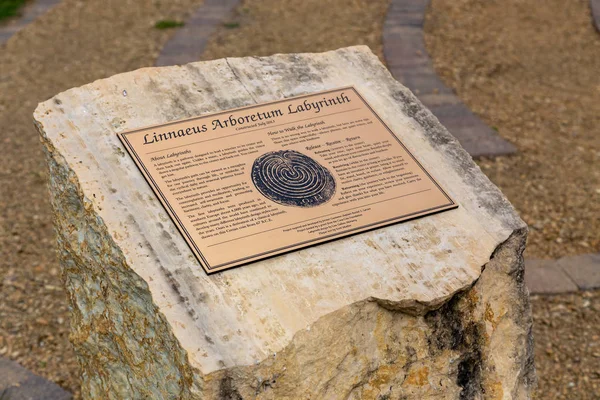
[[34, 46, 535, 399]]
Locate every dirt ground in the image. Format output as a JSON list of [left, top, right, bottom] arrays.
[[0, 0, 389, 396], [424, 0, 600, 397], [201, 0, 389, 62], [0, 0, 598, 398], [531, 291, 600, 399], [0, 0, 203, 396], [425, 0, 600, 260], [531, 291, 600, 400]]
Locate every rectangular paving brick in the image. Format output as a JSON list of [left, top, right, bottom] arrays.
[[155, 0, 240, 67], [398, 71, 451, 95], [383, 0, 517, 157], [558, 253, 600, 290], [524, 259, 579, 294]]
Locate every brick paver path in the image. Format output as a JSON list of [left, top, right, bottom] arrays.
[[383, 0, 517, 157], [526, 254, 600, 294], [155, 0, 240, 67]]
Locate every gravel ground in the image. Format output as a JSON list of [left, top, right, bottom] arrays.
[[425, 0, 600, 397], [0, 0, 598, 398], [425, 0, 600, 259], [0, 0, 387, 395], [201, 0, 389, 62], [531, 290, 600, 399], [0, 0, 203, 396]]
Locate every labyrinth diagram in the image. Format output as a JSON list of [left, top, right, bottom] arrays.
[[251, 150, 336, 208]]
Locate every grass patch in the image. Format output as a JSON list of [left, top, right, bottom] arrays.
[[223, 22, 240, 29], [154, 19, 185, 30], [0, 0, 27, 22]]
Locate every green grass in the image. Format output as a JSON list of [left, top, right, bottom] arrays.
[[223, 22, 240, 29], [154, 19, 185, 30], [0, 0, 27, 22]]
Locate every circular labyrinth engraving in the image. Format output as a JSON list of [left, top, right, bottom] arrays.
[[251, 150, 336, 208]]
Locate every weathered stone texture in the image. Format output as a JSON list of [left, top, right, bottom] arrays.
[[34, 46, 535, 399]]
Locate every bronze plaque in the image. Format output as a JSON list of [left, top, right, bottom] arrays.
[[118, 87, 457, 274]]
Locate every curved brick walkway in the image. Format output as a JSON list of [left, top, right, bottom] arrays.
[[0, 0, 62, 45], [383, 0, 516, 157], [592, 0, 600, 32], [155, 0, 240, 67]]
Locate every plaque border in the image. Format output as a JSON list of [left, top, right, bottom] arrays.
[[118, 86, 458, 274]]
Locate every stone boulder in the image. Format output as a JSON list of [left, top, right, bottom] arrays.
[[34, 46, 535, 399]]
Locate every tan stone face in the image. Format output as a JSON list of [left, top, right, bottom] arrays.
[[34, 47, 533, 399]]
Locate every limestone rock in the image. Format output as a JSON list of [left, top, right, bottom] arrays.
[[34, 46, 535, 399]]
